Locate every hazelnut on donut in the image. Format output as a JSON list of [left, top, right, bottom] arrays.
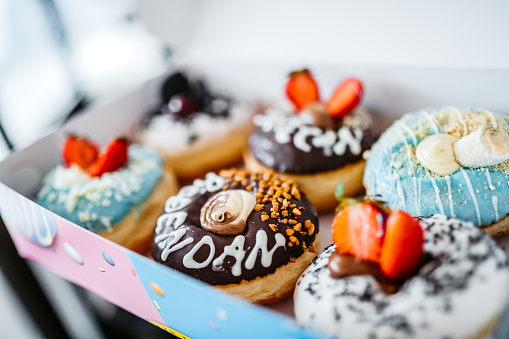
[[152, 169, 320, 304]]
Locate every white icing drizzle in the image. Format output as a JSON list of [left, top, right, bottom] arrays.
[[165, 196, 192, 213], [417, 176, 422, 215], [156, 229, 194, 261], [460, 168, 481, 226], [398, 130, 413, 164], [157, 173, 226, 233], [399, 121, 417, 145], [254, 113, 364, 157], [294, 126, 322, 152], [426, 169, 445, 215], [398, 130, 418, 212], [445, 176, 455, 217], [422, 110, 440, 134], [485, 169, 496, 191], [156, 211, 188, 233], [492, 196, 499, 220], [448, 106, 468, 136], [413, 177, 419, 214], [395, 174, 406, 211], [245, 230, 286, 269], [212, 236, 246, 276], [182, 236, 216, 269]]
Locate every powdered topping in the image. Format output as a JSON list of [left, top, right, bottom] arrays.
[[37, 145, 163, 232], [295, 214, 509, 339]]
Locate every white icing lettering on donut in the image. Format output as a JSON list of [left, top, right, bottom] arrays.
[[156, 211, 188, 233], [183, 236, 215, 269], [294, 126, 322, 152], [212, 236, 246, 276], [333, 127, 363, 156], [178, 185, 200, 198], [165, 196, 192, 213], [312, 130, 337, 156], [275, 120, 300, 144], [156, 229, 194, 261], [253, 114, 364, 157], [205, 172, 227, 192], [158, 173, 227, 231], [245, 230, 286, 269], [157, 228, 287, 275]]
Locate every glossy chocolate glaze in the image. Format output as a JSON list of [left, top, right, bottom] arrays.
[[152, 171, 319, 286], [249, 110, 379, 174]]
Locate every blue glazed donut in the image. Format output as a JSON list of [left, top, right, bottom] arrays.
[[363, 107, 509, 235]]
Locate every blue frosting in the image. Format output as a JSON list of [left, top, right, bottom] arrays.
[[37, 145, 164, 233], [364, 107, 509, 227]]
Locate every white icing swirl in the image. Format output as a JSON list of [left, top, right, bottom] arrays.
[[416, 134, 460, 176], [200, 190, 256, 235]]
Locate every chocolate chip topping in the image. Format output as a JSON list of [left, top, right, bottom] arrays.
[[152, 169, 319, 286]]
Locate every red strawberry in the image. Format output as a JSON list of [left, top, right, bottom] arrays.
[[332, 201, 388, 263], [380, 210, 424, 281], [285, 69, 320, 111], [62, 135, 99, 170], [89, 138, 129, 177], [326, 78, 363, 119]]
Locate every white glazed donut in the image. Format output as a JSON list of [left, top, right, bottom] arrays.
[[294, 214, 509, 339]]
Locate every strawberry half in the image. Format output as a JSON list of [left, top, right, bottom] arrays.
[[62, 135, 99, 170], [380, 210, 424, 281], [285, 69, 320, 111], [326, 78, 363, 119], [332, 201, 388, 263], [89, 138, 129, 177]]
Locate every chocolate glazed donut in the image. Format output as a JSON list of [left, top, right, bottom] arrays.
[[152, 169, 319, 288]]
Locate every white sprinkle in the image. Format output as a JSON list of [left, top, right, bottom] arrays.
[[78, 211, 91, 222]]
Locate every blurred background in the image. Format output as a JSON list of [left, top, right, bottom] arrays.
[[0, 0, 509, 338]]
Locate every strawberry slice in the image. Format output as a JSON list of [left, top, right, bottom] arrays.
[[380, 210, 424, 281], [326, 78, 363, 119], [285, 69, 320, 111], [89, 138, 129, 177], [62, 135, 99, 170], [332, 201, 388, 263]]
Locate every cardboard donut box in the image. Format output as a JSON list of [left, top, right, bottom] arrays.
[[2, 2, 509, 338]]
